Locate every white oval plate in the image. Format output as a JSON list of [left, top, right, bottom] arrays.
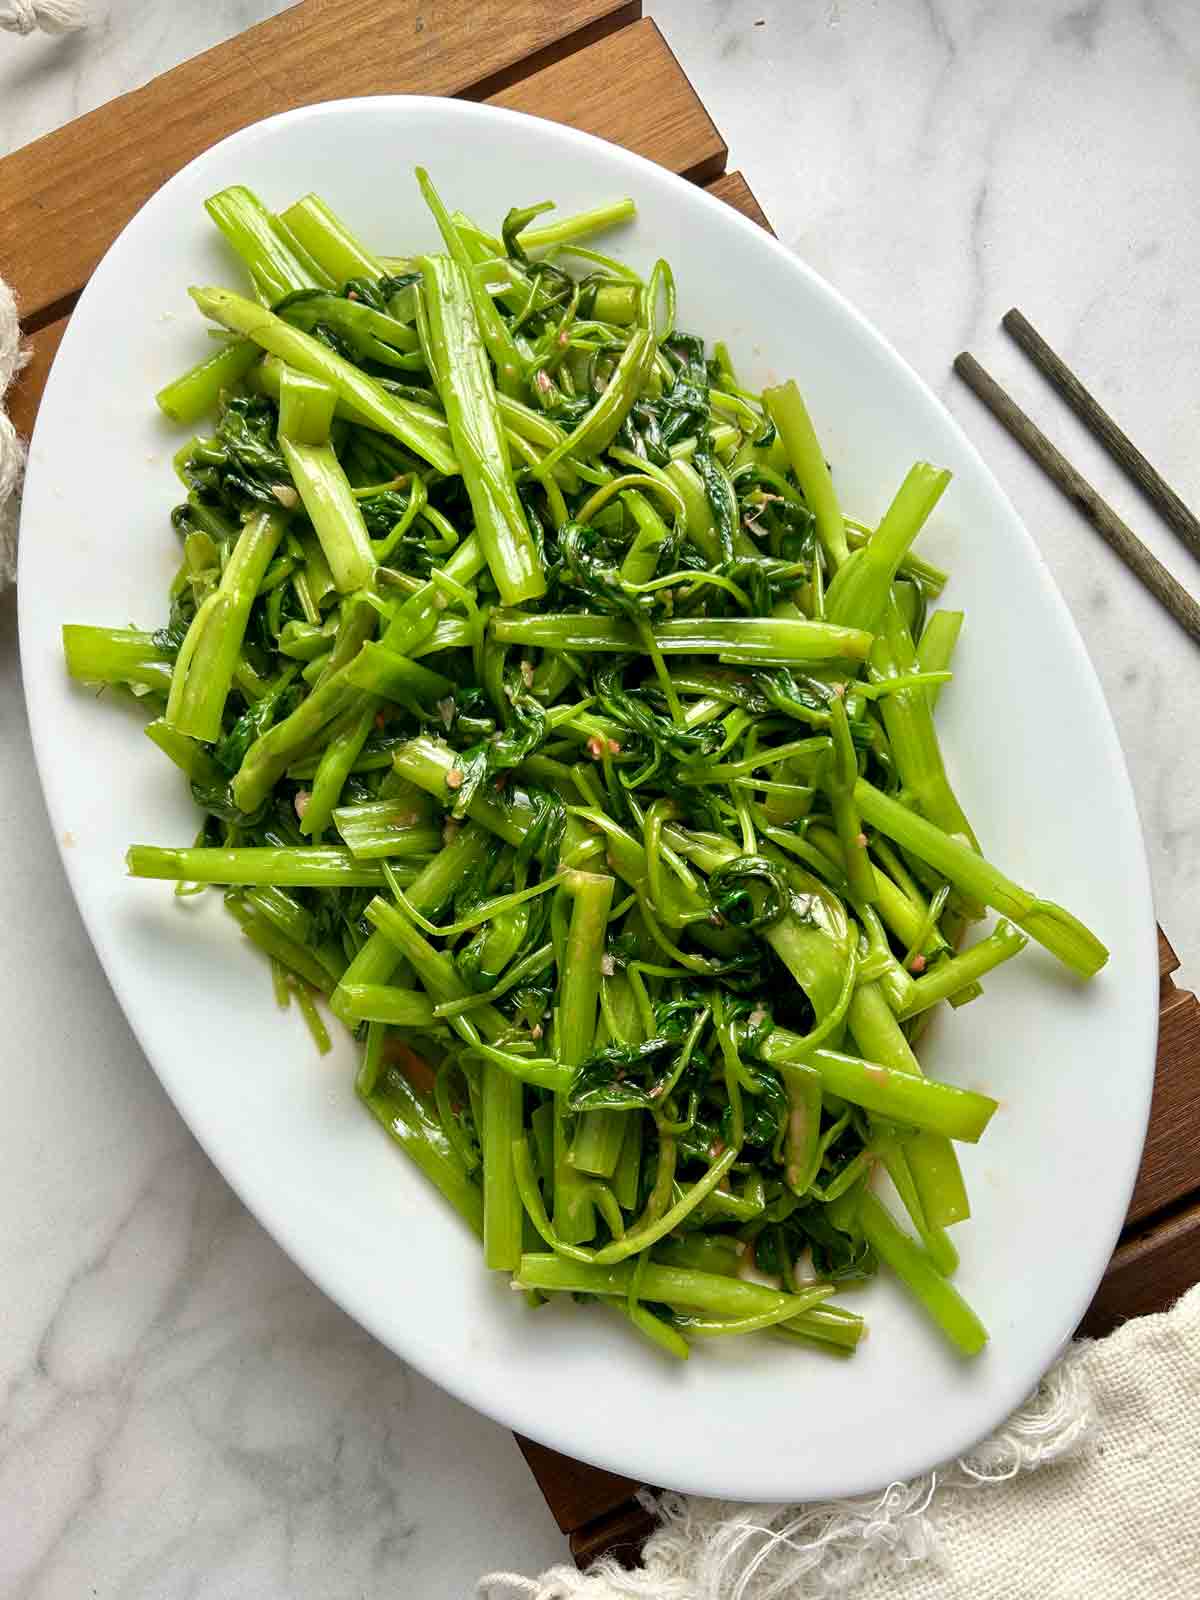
[[19, 97, 1156, 1502]]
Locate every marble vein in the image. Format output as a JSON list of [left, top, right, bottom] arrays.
[[3, 1, 1200, 1593]]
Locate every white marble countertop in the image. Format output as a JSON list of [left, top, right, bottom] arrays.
[[2, 2, 1198, 1594]]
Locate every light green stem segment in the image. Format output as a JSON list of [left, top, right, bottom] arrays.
[[344, 642, 452, 708], [417, 253, 545, 605], [144, 717, 224, 787], [190, 287, 457, 475], [847, 980, 969, 1229], [916, 609, 963, 708], [536, 330, 655, 475], [825, 462, 951, 634], [516, 1254, 842, 1332], [336, 984, 437, 1027], [164, 508, 287, 742], [858, 1191, 988, 1356], [417, 169, 525, 398], [762, 379, 849, 568], [855, 779, 1109, 977], [519, 198, 636, 251], [331, 823, 491, 1025], [554, 872, 616, 1245], [873, 601, 980, 857], [205, 185, 320, 301], [300, 702, 377, 839], [483, 1065, 524, 1271], [490, 611, 873, 663], [156, 339, 259, 425], [897, 920, 1028, 1017], [229, 535, 485, 815], [62, 626, 173, 696], [761, 1031, 998, 1143], [279, 438, 376, 593], [362, 1064, 483, 1238], [826, 692, 877, 902], [277, 365, 337, 446], [333, 797, 440, 860], [126, 845, 390, 888], [278, 193, 386, 284], [393, 736, 535, 847], [574, 971, 641, 1178]]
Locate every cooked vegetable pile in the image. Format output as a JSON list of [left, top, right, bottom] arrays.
[[62, 174, 1109, 1362]]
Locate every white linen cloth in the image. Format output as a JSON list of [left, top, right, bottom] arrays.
[[481, 1285, 1200, 1600]]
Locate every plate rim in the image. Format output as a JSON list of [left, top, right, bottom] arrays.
[[18, 92, 1159, 1501]]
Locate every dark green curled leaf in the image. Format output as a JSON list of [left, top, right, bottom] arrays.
[[708, 855, 791, 931]]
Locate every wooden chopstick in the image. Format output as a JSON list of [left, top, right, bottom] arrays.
[[953, 351, 1200, 648], [1003, 308, 1200, 564]]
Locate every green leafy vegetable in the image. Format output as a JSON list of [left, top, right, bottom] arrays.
[[63, 170, 1110, 1367]]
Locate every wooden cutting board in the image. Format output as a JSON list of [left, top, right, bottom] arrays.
[[5, 0, 1198, 1570]]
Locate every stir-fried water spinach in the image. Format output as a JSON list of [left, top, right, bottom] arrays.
[[63, 175, 1109, 1363]]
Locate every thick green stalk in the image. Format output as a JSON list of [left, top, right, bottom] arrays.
[[143, 717, 224, 787], [164, 509, 287, 742], [826, 693, 877, 902], [362, 1064, 483, 1237], [592, 283, 641, 325], [205, 185, 320, 301], [62, 626, 173, 696], [301, 703, 377, 839], [855, 779, 1109, 977], [554, 871, 616, 1244], [516, 1253, 839, 1326], [762, 1033, 998, 1142], [417, 254, 545, 604], [393, 737, 537, 848], [190, 287, 457, 474], [490, 611, 873, 663], [277, 365, 337, 445], [280, 438, 377, 593], [278, 193, 386, 284], [156, 339, 259, 425], [417, 169, 525, 396], [330, 823, 490, 1024], [872, 601, 980, 857], [825, 463, 950, 633], [520, 199, 636, 251], [333, 798, 440, 860], [335, 984, 438, 1027], [127, 845, 388, 888], [916, 609, 963, 709], [230, 537, 484, 814], [782, 1059, 824, 1195], [897, 920, 1027, 1017], [858, 1191, 988, 1356], [274, 295, 421, 365], [482, 1064, 524, 1270], [344, 641, 453, 709], [762, 380, 849, 568], [573, 971, 641, 1178], [847, 980, 969, 1228]]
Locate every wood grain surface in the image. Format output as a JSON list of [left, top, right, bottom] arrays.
[[1079, 1202, 1200, 1337], [705, 169, 772, 231], [7, 318, 67, 442], [491, 18, 725, 183], [1128, 930, 1200, 1224], [516, 1435, 644, 1535], [4, 2, 1199, 1566], [0, 0, 643, 326]]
